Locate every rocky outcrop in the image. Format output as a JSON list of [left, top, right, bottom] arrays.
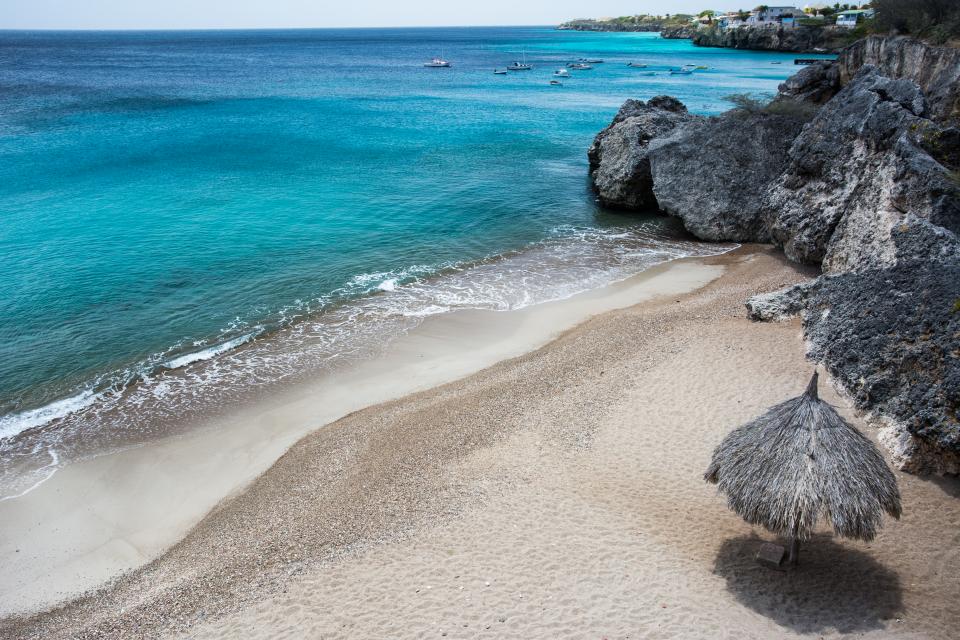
[[840, 36, 960, 124], [660, 25, 698, 39], [587, 97, 696, 210], [774, 61, 841, 105], [752, 223, 960, 474], [764, 66, 960, 272], [646, 111, 804, 241], [692, 24, 850, 54], [745, 281, 812, 321], [588, 36, 960, 473]]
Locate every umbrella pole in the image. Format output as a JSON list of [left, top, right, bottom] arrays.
[[787, 519, 800, 565], [788, 537, 800, 565]]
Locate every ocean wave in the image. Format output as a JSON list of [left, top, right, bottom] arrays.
[[0, 224, 736, 498], [0, 390, 101, 442], [162, 331, 260, 371]]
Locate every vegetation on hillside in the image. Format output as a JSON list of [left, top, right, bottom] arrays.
[[871, 0, 960, 44], [723, 93, 820, 121], [559, 14, 693, 29]]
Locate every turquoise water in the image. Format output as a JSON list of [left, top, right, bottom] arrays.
[[0, 27, 815, 495]]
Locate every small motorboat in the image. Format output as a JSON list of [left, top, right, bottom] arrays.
[[669, 68, 693, 75], [424, 56, 451, 68], [627, 62, 648, 68], [554, 68, 570, 77], [580, 58, 604, 63], [549, 79, 563, 86], [493, 68, 508, 74], [567, 62, 593, 70]]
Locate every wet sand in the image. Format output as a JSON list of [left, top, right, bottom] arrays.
[[3, 246, 958, 639]]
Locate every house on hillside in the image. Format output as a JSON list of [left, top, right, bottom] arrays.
[[717, 11, 748, 29], [836, 8, 875, 28], [747, 6, 801, 24]]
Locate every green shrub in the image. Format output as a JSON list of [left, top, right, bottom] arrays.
[[723, 93, 770, 114], [723, 93, 820, 122]]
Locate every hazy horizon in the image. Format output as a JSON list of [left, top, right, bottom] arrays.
[[2, 1, 711, 30]]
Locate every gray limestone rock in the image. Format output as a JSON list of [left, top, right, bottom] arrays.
[[587, 96, 697, 210], [764, 66, 960, 272], [647, 110, 805, 241]]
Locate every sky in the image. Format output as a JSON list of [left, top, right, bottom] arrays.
[[1, 1, 712, 30]]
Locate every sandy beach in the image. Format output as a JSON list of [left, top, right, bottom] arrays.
[[3, 246, 959, 640]]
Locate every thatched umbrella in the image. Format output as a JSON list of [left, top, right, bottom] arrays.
[[705, 372, 901, 565]]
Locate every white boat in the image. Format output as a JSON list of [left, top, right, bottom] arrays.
[[627, 62, 648, 68], [580, 58, 604, 64], [554, 68, 570, 77], [507, 50, 532, 71], [567, 62, 593, 70], [669, 68, 693, 75], [425, 49, 451, 67]]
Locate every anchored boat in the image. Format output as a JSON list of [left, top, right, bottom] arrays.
[[424, 55, 451, 68], [507, 50, 532, 71]]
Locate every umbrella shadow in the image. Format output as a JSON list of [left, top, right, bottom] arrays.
[[713, 534, 903, 634]]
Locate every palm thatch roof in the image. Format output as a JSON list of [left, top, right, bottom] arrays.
[[705, 372, 901, 542]]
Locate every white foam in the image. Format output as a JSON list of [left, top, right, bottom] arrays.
[[0, 391, 100, 443], [163, 333, 257, 370], [0, 449, 59, 502]]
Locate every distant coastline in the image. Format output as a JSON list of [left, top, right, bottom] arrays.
[[557, 13, 856, 54]]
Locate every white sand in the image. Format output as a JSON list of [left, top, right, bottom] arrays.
[[0, 257, 724, 618], [5, 247, 958, 640]]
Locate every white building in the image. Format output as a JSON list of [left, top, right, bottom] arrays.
[[836, 9, 875, 28], [747, 6, 802, 24]]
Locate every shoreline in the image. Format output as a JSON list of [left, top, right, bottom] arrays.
[[0, 248, 730, 619], [7, 245, 957, 639], [0, 223, 731, 501]]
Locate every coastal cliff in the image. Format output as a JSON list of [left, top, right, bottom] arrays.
[[588, 36, 960, 474], [840, 35, 960, 123], [558, 17, 851, 54], [692, 24, 851, 53], [659, 25, 698, 40]]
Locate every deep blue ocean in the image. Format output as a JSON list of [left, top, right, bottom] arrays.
[[0, 27, 820, 496]]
